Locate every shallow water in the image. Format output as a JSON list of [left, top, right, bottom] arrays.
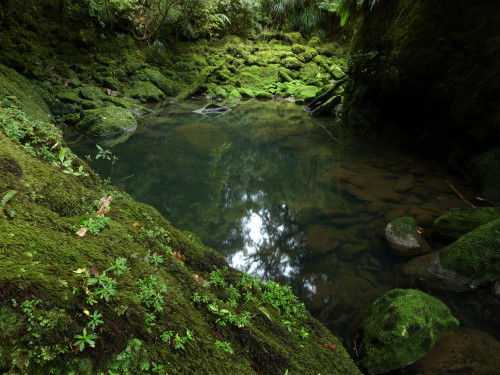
[[65, 99, 498, 343]]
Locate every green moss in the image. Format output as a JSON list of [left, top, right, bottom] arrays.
[[76, 106, 137, 137], [0, 63, 52, 122], [237, 87, 255, 98], [227, 89, 242, 101], [440, 218, 500, 279], [126, 81, 165, 103], [134, 68, 180, 97], [79, 86, 105, 101], [281, 56, 304, 70], [359, 289, 459, 373], [434, 207, 500, 240]]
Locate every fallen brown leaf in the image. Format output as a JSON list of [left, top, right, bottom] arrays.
[[173, 251, 186, 263], [324, 342, 336, 350]]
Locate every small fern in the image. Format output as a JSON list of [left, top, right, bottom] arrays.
[[1, 190, 17, 208]]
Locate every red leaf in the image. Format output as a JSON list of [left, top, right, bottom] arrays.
[[173, 251, 186, 263], [324, 342, 337, 350], [90, 266, 102, 276], [193, 274, 207, 284]]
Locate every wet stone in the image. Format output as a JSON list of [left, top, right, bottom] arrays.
[[384, 217, 424, 257], [393, 174, 415, 192]]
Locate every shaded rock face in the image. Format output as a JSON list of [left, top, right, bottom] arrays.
[[343, 0, 500, 173], [358, 288, 459, 374], [433, 207, 500, 241]]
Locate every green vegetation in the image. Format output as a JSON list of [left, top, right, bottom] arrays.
[[358, 289, 459, 373]]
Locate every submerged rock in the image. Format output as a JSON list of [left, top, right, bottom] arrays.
[[193, 104, 232, 114], [76, 106, 137, 137], [402, 329, 500, 375], [358, 288, 459, 374], [433, 207, 500, 241]]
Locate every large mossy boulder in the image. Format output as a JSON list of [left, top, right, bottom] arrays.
[[433, 207, 500, 240], [134, 68, 180, 97], [438, 218, 500, 281], [358, 289, 459, 374], [128, 80, 166, 103], [343, 0, 500, 176], [76, 106, 137, 137]]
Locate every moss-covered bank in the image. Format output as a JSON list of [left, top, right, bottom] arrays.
[[343, 0, 500, 200], [0, 37, 360, 375]]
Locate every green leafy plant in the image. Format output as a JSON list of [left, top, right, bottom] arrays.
[[56, 149, 89, 177], [1, 189, 17, 218], [107, 257, 130, 275], [173, 330, 194, 350], [215, 340, 234, 354], [87, 311, 104, 330], [95, 144, 118, 181], [73, 328, 97, 352]]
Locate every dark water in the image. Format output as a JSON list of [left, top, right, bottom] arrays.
[[65, 99, 498, 344]]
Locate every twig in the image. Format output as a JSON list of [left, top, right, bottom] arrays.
[[445, 180, 475, 208]]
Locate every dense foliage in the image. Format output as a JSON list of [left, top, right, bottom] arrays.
[[0, 0, 372, 40]]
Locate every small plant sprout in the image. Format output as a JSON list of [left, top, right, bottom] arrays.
[[300, 326, 309, 339], [107, 257, 130, 275], [215, 340, 234, 354], [73, 328, 97, 352], [150, 252, 164, 268], [95, 144, 118, 180], [88, 311, 104, 330]]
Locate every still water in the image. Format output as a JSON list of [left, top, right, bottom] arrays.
[[66, 99, 497, 341]]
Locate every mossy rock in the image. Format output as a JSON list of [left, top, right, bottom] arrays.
[[471, 147, 500, 202], [76, 106, 137, 137], [128, 81, 166, 103], [281, 56, 304, 70], [134, 68, 180, 97], [433, 207, 500, 240], [384, 217, 423, 257], [358, 288, 459, 373], [292, 85, 319, 104], [284, 32, 304, 45], [56, 90, 80, 104], [255, 91, 274, 100], [237, 87, 255, 98], [79, 86, 105, 101], [439, 218, 500, 280], [291, 44, 306, 55], [227, 88, 242, 101], [0, 63, 52, 122], [103, 97, 149, 117]]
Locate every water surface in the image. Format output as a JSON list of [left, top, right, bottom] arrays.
[[66, 99, 497, 340]]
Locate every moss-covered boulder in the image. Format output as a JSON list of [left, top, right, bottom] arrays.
[[134, 68, 180, 97], [79, 86, 105, 101], [439, 218, 500, 281], [281, 56, 304, 70], [76, 106, 137, 137], [358, 288, 459, 374], [227, 88, 242, 101], [433, 207, 500, 240], [128, 81, 166, 103]]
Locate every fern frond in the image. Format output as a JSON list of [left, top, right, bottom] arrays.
[[1, 190, 17, 208]]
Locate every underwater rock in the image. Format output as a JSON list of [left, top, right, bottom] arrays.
[[304, 224, 344, 255], [401, 329, 500, 375], [193, 104, 232, 114], [358, 288, 459, 374], [384, 217, 424, 257], [393, 174, 415, 192], [433, 207, 500, 241], [76, 106, 137, 137]]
